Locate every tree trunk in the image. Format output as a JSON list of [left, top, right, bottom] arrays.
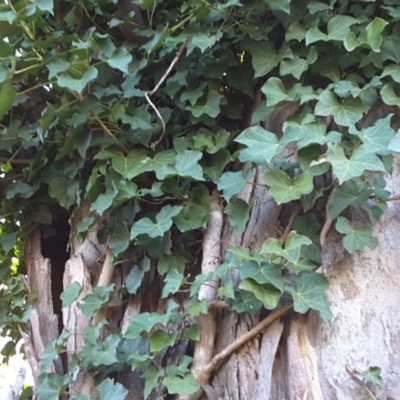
[[22, 133, 400, 400]]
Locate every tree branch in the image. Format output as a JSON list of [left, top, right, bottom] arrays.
[[146, 41, 187, 149]]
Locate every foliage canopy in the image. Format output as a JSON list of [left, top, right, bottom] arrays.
[[0, 0, 399, 398]]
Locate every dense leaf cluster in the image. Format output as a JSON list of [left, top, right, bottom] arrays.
[[0, 0, 399, 398]]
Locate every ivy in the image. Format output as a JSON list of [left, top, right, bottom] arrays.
[[0, 0, 399, 398]]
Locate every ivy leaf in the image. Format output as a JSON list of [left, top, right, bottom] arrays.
[[131, 205, 183, 239], [189, 272, 214, 297], [60, 282, 82, 309], [246, 42, 279, 78], [162, 269, 184, 298], [0, 80, 17, 120], [97, 379, 128, 400], [265, 0, 291, 14], [40, 342, 59, 372], [57, 66, 98, 94], [306, 15, 359, 45], [287, 272, 332, 320], [175, 150, 204, 180], [36, 0, 54, 13], [363, 366, 384, 387], [92, 334, 120, 366], [193, 128, 230, 154], [109, 222, 130, 256], [239, 280, 281, 310], [225, 198, 251, 233], [190, 31, 222, 53], [282, 121, 341, 149], [111, 149, 151, 179], [315, 90, 368, 127], [230, 290, 262, 314], [349, 114, 394, 155], [239, 260, 285, 291], [336, 217, 378, 253], [262, 232, 312, 264], [381, 83, 400, 107], [326, 143, 385, 184], [125, 263, 148, 295], [328, 180, 372, 219], [235, 126, 283, 164], [263, 170, 313, 204], [125, 312, 169, 339], [90, 190, 117, 216], [101, 47, 132, 73], [186, 90, 223, 118], [218, 169, 254, 202], [164, 373, 200, 396], [78, 285, 114, 318], [150, 330, 178, 352], [48, 58, 69, 79], [121, 105, 152, 130], [36, 374, 64, 400]]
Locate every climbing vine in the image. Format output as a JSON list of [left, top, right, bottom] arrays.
[[1, 0, 399, 398]]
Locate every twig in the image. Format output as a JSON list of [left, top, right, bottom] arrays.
[[279, 202, 302, 244], [0, 156, 34, 165], [208, 300, 229, 309], [320, 180, 338, 245], [203, 303, 292, 377], [146, 41, 187, 149], [345, 365, 377, 400]]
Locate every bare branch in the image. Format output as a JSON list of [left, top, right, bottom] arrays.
[[279, 202, 302, 244], [146, 41, 187, 149]]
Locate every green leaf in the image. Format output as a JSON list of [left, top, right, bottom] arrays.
[[125, 266, 145, 295], [102, 47, 132, 73], [121, 105, 152, 130], [164, 373, 200, 396], [190, 31, 222, 53], [188, 299, 208, 318], [36, 374, 63, 400], [131, 205, 183, 239], [162, 269, 184, 298], [265, 0, 291, 14], [0, 80, 17, 120], [124, 312, 169, 338], [40, 342, 59, 372], [349, 114, 394, 155], [235, 126, 283, 164], [326, 143, 385, 184], [239, 260, 284, 291], [48, 58, 69, 79], [263, 170, 313, 204], [230, 290, 262, 314], [282, 121, 341, 150], [150, 330, 178, 352], [90, 190, 117, 215], [57, 66, 98, 94], [175, 150, 204, 180], [262, 232, 312, 264], [239, 280, 281, 310], [92, 334, 120, 366], [306, 15, 359, 45], [186, 90, 223, 118], [184, 325, 200, 341], [0, 232, 17, 253], [78, 285, 114, 318], [193, 128, 230, 154], [287, 272, 332, 320], [225, 199, 251, 233], [36, 0, 54, 13], [328, 180, 372, 219], [246, 42, 279, 78], [218, 169, 254, 202], [60, 282, 82, 309], [336, 217, 378, 253], [315, 90, 368, 127], [97, 378, 128, 400], [109, 222, 130, 256], [363, 366, 384, 387], [381, 83, 400, 107]]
